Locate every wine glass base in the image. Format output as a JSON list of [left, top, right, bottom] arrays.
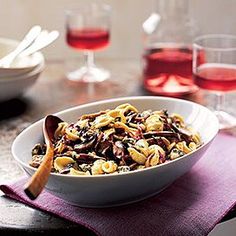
[[66, 66, 110, 83], [214, 110, 236, 130]]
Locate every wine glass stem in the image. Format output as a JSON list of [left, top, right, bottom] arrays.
[[215, 93, 225, 112], [85, 50, 95, 69]]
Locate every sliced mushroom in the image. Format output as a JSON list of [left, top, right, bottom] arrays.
[[126, 112, 137, 123], [113, 141, 125, 159], [171, 123, 194, 144], [75, 153, 105, 164], [74, 134, 97, 152], [32, 143, 46, 156], [160, 137, 170, 147], [103, 128, 115, 139], [143, 131, 180, 140], [95, 136, 112, 156], [30, 155, 44, 168]]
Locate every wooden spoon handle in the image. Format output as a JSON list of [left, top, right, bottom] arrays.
[[24, 145, 54, 200]]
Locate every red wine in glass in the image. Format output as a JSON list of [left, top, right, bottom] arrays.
[[194, 64, 236, 92], [143, 45, 202, 96], [65, 4, 111, 83], [193, 34, 236, 129], [67, 27, 110, 50]]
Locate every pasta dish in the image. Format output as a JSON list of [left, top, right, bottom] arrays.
[[30, 103, 201, 175]]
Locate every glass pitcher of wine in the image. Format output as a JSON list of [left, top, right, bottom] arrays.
[[142, 0, 200, 97]]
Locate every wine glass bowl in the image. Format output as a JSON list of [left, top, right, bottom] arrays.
[[67, 28, 109, 51], [65, 3, 111, 83], [193, 34, 236, 129]]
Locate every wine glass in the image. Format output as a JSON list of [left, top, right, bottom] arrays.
[[65, 3, 111, 83], [193, 34, 236, 129]]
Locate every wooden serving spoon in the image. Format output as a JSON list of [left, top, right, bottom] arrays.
[[24, 115, 63, 200]]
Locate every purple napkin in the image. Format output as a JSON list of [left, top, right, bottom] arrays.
[[1, 132, 236, 236]]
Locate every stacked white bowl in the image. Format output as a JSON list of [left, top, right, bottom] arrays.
[[0, 38, 45, 102]]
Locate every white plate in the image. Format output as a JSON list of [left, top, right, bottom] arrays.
[[0, 61, 44, 102], [0, 38, 44, 77], [12, 96, 219, 208]]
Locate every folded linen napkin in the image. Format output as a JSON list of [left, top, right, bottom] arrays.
[[1, 132, 236, 236]]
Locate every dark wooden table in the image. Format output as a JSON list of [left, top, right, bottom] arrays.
[[0, 59, 235, 235]]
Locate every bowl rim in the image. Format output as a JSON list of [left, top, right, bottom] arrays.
[[0, 60, 45, 82], [0, 37, 44, 70], [12, 96, 219, 179]]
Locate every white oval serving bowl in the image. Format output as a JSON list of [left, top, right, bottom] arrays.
[[0, 38, 44, 77], [12, 96, 219, 208]]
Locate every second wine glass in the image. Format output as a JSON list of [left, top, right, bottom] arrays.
[[193, 34, 236, 129], [66, 3, 111, 83]]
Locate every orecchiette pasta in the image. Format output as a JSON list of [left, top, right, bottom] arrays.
[[145, 114, 164, 131], [65, 127, 80, 141], [91, 160, 106, 175], [176, 141, 192, 154], [135, 139, 149, 156], [128, 147, 146, 164], [54, 156, 75, 172], [31, 103, 202, 175], [69, 168, 90, 176], [102, 161, 118, 174], [145, 153, 159, 167], [54, 122, 68, 139], [171, 113, 185, 125], [54, 142, 66, 154]]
